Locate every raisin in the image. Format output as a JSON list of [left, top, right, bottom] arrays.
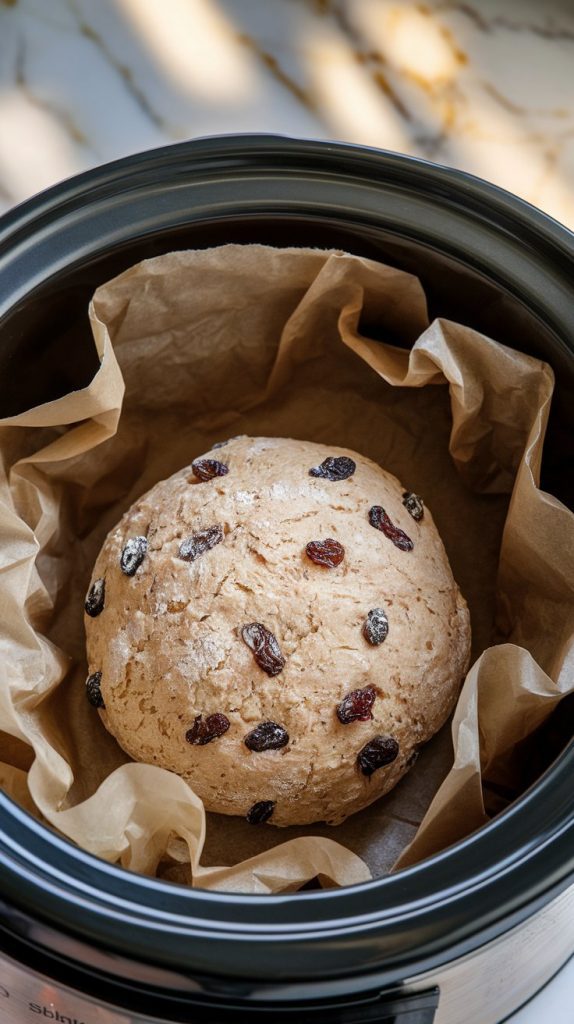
[[185, 713, 230, 745], [241, 623, 285, 676], [368, 507, 413, 551], [86, 671, 105, 708], [192, 458, 229, 482], [337, 686, 376, 724], [309, 456, 356, 481], [363, 608, 389, 646], [85, 578, 105, 617], [402, 492, 424, 521], [357, 735, 399, 776], [179, 525, 223, 562], [246, 800, 275, 824], [245, 721, 289, 751], [120, 536, 148, 576], [305, 538, 345, 568]]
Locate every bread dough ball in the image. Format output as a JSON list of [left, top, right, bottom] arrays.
[[85, 436, 470, 826]]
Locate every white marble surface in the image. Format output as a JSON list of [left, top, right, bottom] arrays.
[[0, 1, 573, 1021], [513, 958, 574, 1024], [1, 0, 574, 227]]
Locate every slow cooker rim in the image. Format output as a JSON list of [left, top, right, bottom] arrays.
[[1, 132, 574, 253], [3, 737, 574, 920], [1, 134, 573, 984], [2, 134, 573, 379], [1, 737, 573, 984]]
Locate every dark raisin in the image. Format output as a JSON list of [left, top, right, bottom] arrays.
[[185, 713, 230, 745], [309, 456, 356, 481], [246, 800, 275, 824], [86, 671, 105, 708], [192, 458, 229, 482], [337, 686, 376, 724], [402, 492, 424, 521], [357, 735, 399, 776], [363, 608, 389, 646], [368, 506, 413, 551], [245, 721, 289, 751], [241, 623, 285, 676], [305, 538, 345, 567], [120, 536, 148, 576], [85, 578, 105, 617], [179, 525, 223, 562]]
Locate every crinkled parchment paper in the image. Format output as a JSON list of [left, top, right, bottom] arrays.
[[1, 245, 572, 893]]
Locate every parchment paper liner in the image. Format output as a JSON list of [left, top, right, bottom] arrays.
[[1, 245, 572, 893]]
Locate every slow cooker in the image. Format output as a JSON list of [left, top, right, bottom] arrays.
[[1, 136, 573, 1024]]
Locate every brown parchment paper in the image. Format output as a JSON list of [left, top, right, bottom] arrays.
[[1, 245, 573, 893]]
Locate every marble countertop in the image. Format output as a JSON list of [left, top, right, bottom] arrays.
[[1, 0, 574, 228], [0, 1, 573, 1022]]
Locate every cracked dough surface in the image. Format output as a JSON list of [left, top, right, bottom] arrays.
[[85, 436, 471, 826]]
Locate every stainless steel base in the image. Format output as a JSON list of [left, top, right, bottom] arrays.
[[1, 885, 573, 1023], [407, 885, 574, 1024]]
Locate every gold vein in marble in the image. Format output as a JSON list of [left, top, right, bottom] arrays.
[[436, 0, 574, 42], [116, 0, 254, 104], [65, 0, 176, 135], [308, 32, 411, 151], [435, 1, 488, 31], [483, 82, 571, 120], [14, 38, 90, 149], [357, 5, 466, 87], [370, 68, 412, 121], [310, 0, 415, 122], [236, 33, 316, 111]]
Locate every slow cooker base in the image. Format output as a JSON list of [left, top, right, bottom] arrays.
[[1, 885, 573, 1023]]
